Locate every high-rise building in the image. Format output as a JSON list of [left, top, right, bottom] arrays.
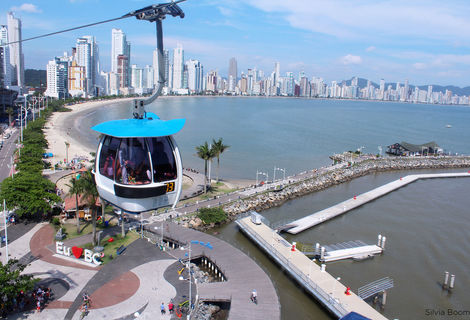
[[117, 54, 128, 90], [45, 57, 68, 99], [143, 65, 154, 89], [7, 12, 23, 90], [131, 64, 143, 89], [68, 60, 86, 97], [228, 57, 237, 92], [0, 25, 11, 88], [274, 62, 280, 88], [111, 28, 130, 86], [186, 59, 203, 93], [78, 36, 99, 95], [75, 38, 91, 95], [172, 44, 184, 90], [153, 49, 170, 88]]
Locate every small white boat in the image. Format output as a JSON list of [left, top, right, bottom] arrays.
[[446, 124, 452, 128]]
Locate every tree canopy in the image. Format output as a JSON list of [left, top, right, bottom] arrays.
[[0, 259, 38, 316]]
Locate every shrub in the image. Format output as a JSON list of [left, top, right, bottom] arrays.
[[52, 217, 60, 226], [197, 207, 227, 225]]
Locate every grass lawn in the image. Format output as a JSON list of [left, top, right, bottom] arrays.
[[60, 221, 110, 240], [81, 231, 140, 265]]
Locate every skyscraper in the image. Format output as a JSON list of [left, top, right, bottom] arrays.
[[111, 28, 130, 86], [0, 25, 11, 88], [45, 57, 68, 99], [79, 36, 99, 95], [7, 12, 23, 90], [228, 57, 237, 92], [186, 59, 203, 93], [143, 65, 154, 89], [274, 62, 280, 88], [153, 48, 169, 88], [75, 38, 91, 95], [172, 44, 184, 90]]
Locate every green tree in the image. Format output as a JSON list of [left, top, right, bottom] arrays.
[[197, 207, 227, 225], [0, 259, 38, 316], [211, 138, 229, 183], [195, 142, 215, 193], [77, 169, 100, 245], [66, 175, 83, 234], [0, 172, 61, 220]]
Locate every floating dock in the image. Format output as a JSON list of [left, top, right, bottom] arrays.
[[236, 216, 388, 320], [284, 172, 470, 234], [302, 240, 383, 263]]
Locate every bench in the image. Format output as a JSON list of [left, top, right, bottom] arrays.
[[116, 245, 127, 255]]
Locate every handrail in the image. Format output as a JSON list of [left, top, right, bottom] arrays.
[[237, 219, 348, 316]]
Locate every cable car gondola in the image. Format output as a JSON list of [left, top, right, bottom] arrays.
[[92, 1, 187, 213], [92, 107, 185, 213]]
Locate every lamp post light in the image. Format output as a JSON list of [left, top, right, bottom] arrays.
[[2, 199, 9, 264], [274, 167, 286, 182], [331, 277, 341, 301], [256, 171, 268, 186]]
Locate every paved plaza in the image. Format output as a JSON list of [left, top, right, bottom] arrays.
[[1, 219, 280, 320]]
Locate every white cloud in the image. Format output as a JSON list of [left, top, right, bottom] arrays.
[[218, 6, 233, 17], [341, 54, 362, 65], [413, 62, 427, 70], [240, 0, 470, 44], [11, 3, 41, 13], [366, 46, 376, 52]]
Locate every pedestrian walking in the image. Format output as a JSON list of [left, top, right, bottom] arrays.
[[168, 301, 174, 314], [160, 302, 166, 314]]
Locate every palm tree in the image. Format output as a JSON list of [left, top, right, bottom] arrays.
[[211, 138, 230, 183], [195, 141, 215, 193], [79, 169, 100, 246], [66, 176, 83, 234]]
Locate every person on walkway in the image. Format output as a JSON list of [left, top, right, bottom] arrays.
[[251, 289, 257, 304], [160, 302, 166, 314], [168, 301, 174, 314]]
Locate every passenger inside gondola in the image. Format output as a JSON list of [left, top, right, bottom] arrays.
[[148, 137, 177, 182]]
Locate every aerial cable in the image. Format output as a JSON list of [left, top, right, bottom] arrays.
[[2, 0, 186, 46]]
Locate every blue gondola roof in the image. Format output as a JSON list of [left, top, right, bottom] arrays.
[[91, 112, 185, 138]]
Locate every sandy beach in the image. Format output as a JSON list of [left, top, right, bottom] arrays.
[[43, 98, 134, 167]]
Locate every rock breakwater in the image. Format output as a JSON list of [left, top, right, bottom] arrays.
[[223, 156, 470, 218]]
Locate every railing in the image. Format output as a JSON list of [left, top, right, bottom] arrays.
[[237, 219, 348, 317]]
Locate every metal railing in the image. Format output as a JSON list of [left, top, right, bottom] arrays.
[[237, 219, 348, 317]]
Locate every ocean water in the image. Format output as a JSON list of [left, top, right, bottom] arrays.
[[78, 97, 470, 180], [76, 97, 470, 319]]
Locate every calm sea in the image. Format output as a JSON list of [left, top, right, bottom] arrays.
[[78, 97, 470, 180], [77, 97, 470, 319]]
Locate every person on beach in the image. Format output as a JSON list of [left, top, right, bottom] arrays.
[[168, 301, 174, 314], [160, 302, 166, 314]]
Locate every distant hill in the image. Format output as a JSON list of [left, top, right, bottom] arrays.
[[343, 77, 470, 96], [25, 69, 46, 87]]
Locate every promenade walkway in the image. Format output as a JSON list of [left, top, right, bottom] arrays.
[[237, 216, 388, 320], [286, 172, 470, 234], [146, 221, 281, 320]]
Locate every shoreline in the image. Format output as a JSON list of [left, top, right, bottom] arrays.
[[44, 98, 134, 166], [220, 156, 470, 220]]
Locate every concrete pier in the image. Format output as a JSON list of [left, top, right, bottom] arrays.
[[285, 172, 470, 234], [236, 216, 388, 320]]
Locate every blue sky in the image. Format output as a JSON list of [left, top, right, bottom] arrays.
[[2, 0, 470, 86]]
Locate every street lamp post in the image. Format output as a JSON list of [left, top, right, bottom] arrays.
[[2, 199, 9, 264], [331, 277, 341, 301]]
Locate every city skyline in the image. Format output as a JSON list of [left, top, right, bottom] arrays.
[[1, 1, 470, 87]]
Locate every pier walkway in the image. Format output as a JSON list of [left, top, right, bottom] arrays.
[[236, 216, 388, 320], [285, 172, 470, 234], [146, 221, 281, 320]]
